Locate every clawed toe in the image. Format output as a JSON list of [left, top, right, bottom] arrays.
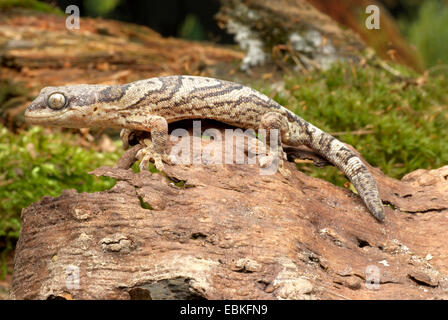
[[259, 155, 274, 168], [120, 129, 134, 150], [136, 146, 169, 172], [138, 155, 150, 171], [163, 153, 176, 165], [278, 164, 291, 177], [259, 152, 290, 177]]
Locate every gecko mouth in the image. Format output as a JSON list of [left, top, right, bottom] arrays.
[[24, 109, 67, 124]]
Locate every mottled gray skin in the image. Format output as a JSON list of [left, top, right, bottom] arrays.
[[25, 75, 385, 221]]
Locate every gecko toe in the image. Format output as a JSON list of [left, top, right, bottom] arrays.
[[154, 158, 165, 171], [259, 155, 274, 168], [259, 153, 290, 177], [138, 156, 150, 171], [136, 145, 170, 172], [120, 129, 136, 150], [136, 148, 146, 160], [278, 164, 291, 177], [162, 153, 175, 165]]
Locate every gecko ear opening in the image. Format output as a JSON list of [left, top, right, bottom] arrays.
[[47, 92, 67, 109]]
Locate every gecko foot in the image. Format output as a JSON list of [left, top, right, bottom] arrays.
[[259, 150, 290, 177], [136, 139, 173, 172]]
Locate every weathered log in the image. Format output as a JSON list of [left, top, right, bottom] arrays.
[[10, 122, 448, 299], [0, 9, 244, 95]]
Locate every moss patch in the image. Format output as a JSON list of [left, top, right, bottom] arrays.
[[0, 0, 63, 14]]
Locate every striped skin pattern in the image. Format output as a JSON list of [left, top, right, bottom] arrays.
[[25, 75, 385, 221]]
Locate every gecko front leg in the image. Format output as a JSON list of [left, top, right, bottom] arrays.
[[125, 115, 173, 171]]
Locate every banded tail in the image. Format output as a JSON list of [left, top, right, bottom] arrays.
[[299, 120, 385, 221]]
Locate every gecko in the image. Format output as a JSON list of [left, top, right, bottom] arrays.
[[24, 75, 385, 221]]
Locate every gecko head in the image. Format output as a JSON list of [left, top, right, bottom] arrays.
[[25, 84, 126, 128]]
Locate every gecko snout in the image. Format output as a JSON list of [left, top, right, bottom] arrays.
[[24, 94, 65, 125]]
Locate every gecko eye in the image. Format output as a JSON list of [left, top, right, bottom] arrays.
[[47, 93, 66, 109]]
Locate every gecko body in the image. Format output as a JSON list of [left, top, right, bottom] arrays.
[[25, 75, 385, 221]]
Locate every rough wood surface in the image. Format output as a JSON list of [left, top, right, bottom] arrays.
[[4, 6, 447, 301], [10, 122, 448, 300]]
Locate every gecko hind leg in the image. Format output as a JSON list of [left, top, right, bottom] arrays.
[[133, 116, 174, 172], [258, 112, 290, 177]]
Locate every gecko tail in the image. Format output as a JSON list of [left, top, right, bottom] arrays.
[[349, 170, 385, 221], [302, 121, 385, 221]]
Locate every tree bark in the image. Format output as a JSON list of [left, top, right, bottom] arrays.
[[10, 122, 448, 300], [217, 0, 366, 71]]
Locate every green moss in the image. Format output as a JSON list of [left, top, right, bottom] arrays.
[[258, 62, 448, 187], [138, 195, 153, 210], [0, 0, 63, 14], [0, 125, 120, 277]]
